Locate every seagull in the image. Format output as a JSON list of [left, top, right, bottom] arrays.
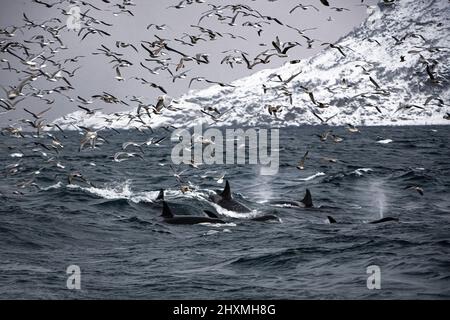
[[369, 76, 382, 90], [331, 134, 344, 143], [67, 171, 94, 187], [152, 96, 166, 114], [296, 150, 309, 170], [92, 92, 127, 105], [346, 124, 359, 133], [79, 127, 108, 151], [122, 141, 144, 153], [395, 103, 425, 113], [181, 33, 207, 45], [316, 130, 332, 142], [167, 1, 187, 9], [189, 77, 235, 88], [140, 61, 169, 75], [62, 66, 82, 78], [167, 68, 190, 82], [270, 70, 303, 85], [404, 185, 424, 196], [267, 104, 282, 117], [147, 24, 169, 31], [355, 64, 373, 75], [272, 36, 302, 55], [331, 7, 350, 12], [241, 53, 264, 69], [425, 64, 442, 84], [133, 77, 167, 94], [321, 157, 338, 164], [77, 96, 94, 105], [321, 42, 346, 57], [1, 74, 36, 99], [23, 106, 52, 119], [115, 41, 138, 53], [113, 152, 144, 162], [148, 136, 168, 146], [0, 97, 25, 111], [77, 105, 102, 115], [2, 125, 25, 138], [289, 4, 319, 14], [424, 96, 445, 107], [32, 0, 64, 8], [311, 110, 338, 124], [115, 67, 124, 81], [79, 27, 111, 41]]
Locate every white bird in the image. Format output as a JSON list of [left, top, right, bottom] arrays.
[[113, 152, 144, 162]]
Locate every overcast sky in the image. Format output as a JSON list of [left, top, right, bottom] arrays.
[[0, 0, 377, 126]]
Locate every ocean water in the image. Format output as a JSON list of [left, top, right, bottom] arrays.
[[0, 125, 449, 299]]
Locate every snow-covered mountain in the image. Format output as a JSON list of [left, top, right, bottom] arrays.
[[53, 0, 450, 130]]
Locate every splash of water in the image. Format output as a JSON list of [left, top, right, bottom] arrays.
[[368, 179, 387, 219], [68, 180, 134, 200], [254, 165, 274, 202]]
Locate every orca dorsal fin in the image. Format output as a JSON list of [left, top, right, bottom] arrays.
[[327, 216, 337, 224], [301, 189, 313, 208], [156, 189, 164, 201], [221, 180, 232, 200], [161, 201, 173, 218], [204, 210, 219, 218]]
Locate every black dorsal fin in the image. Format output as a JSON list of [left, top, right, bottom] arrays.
[[204, 210, 219, 218], [156, 189, 164, 201], [327, 216, 337, 224], [301, 189, 313, 208], [221, 180, 232, 200], [161, 201, 173, 218]]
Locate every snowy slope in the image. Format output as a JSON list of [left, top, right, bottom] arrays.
[[53, 0, 450, 130]]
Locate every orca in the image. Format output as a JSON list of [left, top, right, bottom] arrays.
[[156, 189, 164, 201], [369, 217, 399, 224], [327, 216, 337, 224], [326, 216, 399, 224], [209, 180, 252, 213], [204, 210, 220, 218], [161, 201, 226, 225], [251, 214, 280, 222], [269, 189, 314, 208]]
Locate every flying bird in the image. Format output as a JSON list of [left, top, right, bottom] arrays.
[[404, 185, 424, 196], [289, 4, 319, 14], [296, 151, 309, 170]]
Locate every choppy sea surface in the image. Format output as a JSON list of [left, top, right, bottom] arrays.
[[0, 125, 449, 299]]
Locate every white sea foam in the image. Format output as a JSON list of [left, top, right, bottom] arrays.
[[299, 172, 325, 181], [200, 222, 237, 228], [353, 168, 373, 176], [377, 139, 393, 144], [40, 182, 63, 191], [10, 153, 23, 158], [67, 180, 134, 200]]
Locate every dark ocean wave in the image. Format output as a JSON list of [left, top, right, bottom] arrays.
[[1, 126, 449, 299]]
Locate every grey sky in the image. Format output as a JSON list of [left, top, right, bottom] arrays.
[[0, 0, 377, 126]]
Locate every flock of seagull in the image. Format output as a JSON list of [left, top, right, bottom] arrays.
[[0, 0, 447, 199]]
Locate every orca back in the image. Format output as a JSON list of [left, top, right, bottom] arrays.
[[204, 210, 219, 218], [327, 216, 337, 224], [220, 180, 232, 200], [161, 201, 174, 218], [301, 189, 313, 208], [156, 189, 164, 201]]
